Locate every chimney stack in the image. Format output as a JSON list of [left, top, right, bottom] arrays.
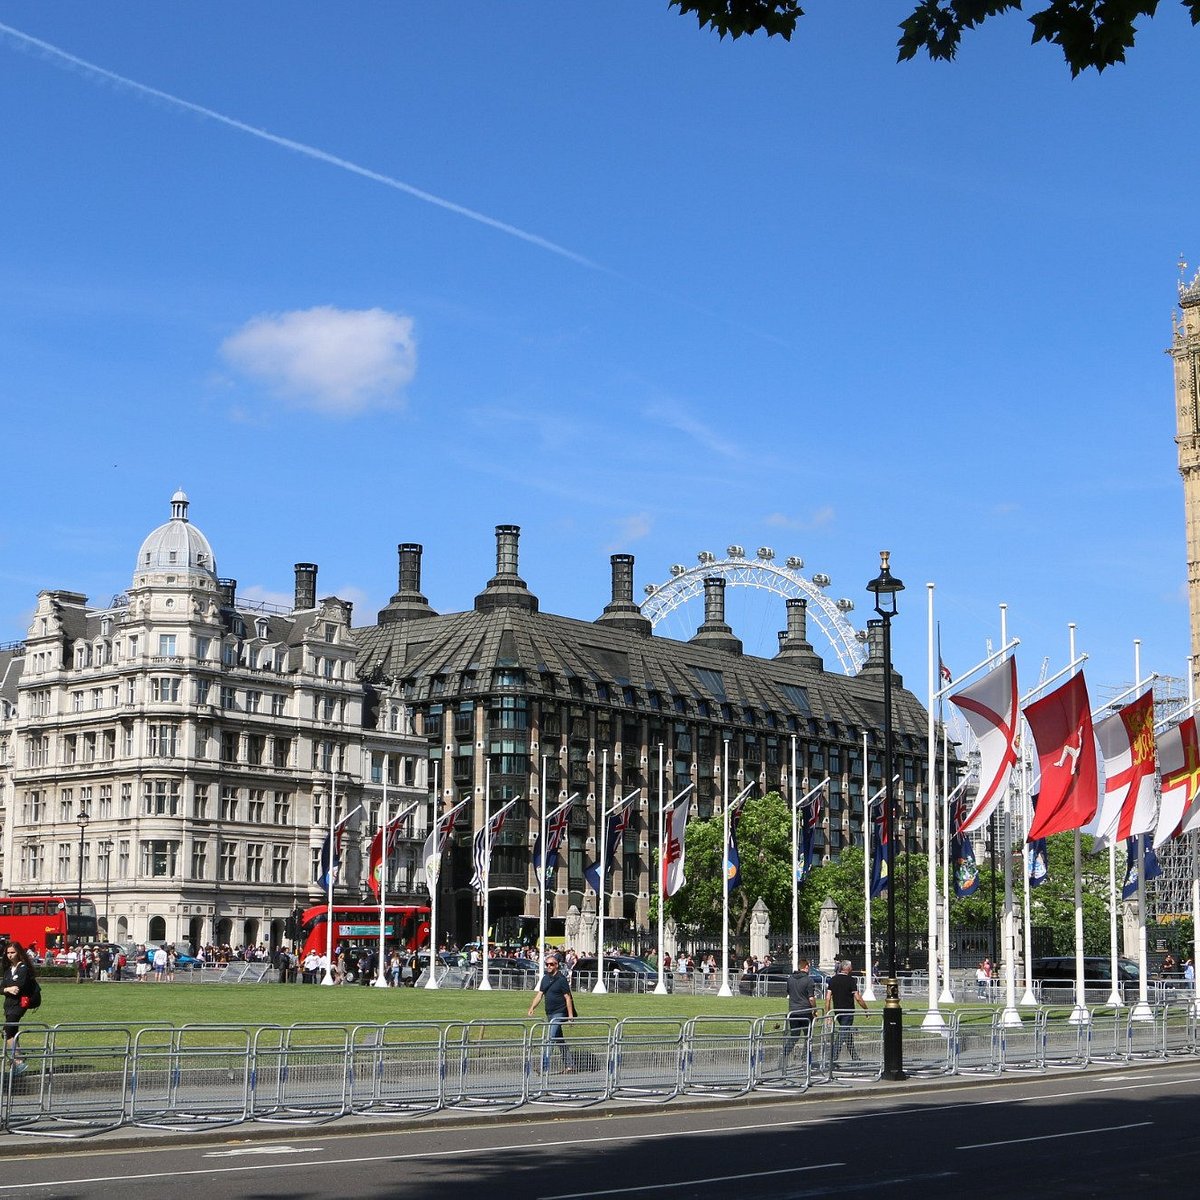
[[596, 553, 651, 635], [293, 563, 317, 611], [377, 543, 437, 624], [475, 525, 539, 613], [688, 576, 743, 655], [774, 597, 824, 670], [217, 578, 237, 609]]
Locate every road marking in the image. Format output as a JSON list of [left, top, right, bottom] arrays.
[[538, 1162, 845, 1200], [204, 1145, 324, 1158], [959, 1121, 1152, 1150]]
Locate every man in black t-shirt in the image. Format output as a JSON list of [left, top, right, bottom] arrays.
[[528, 955, 576, 1071], [825, 959, 867, 1063], [782, 957, 818, 1066]]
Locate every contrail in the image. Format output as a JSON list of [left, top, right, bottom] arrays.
[[0, 21, 604, 271]]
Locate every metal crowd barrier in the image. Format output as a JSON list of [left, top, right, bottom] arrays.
[[7, 1002, 1200, 1138]]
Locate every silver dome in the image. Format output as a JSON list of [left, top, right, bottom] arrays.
[[134, 490, 217, 582]]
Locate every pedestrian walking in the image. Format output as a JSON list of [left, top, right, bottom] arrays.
[[825, 959, 868, 1063], [527, 955, 576, 1072], [3, 941, 40, 1078], [781, 957, 817, 1067]]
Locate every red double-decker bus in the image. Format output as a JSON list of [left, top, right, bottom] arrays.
[[0, 894, 99, 954], [296, 904, 430, 959]]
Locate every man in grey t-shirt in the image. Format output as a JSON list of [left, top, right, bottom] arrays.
[[782, 957, 817, 1064]]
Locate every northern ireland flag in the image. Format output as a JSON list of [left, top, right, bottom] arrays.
[[950, 657, 1020, 834], [1025, 673, 1099, 842]]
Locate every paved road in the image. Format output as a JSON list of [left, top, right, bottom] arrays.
[[2, 1061, 1197, 1197]]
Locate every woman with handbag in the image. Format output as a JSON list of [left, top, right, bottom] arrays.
[[3, 940, 39, 1078]]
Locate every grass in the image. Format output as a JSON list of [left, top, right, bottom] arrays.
[[33, 979, 1004, 1032]]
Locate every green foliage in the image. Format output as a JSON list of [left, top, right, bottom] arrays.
[[671, 0, 1200, 75], [663, 791, 797, 937]]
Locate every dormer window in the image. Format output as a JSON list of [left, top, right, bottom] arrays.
[[168, 550, 177, 563], [256, 619, 268, 640]]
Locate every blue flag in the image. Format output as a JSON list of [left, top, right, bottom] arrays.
[[869, 797, 889, 898], [726, 798, 747, 893], [796, 786, 823, 884], [585, 793, 635, 892], [1122, 834, 1161, 899], [950, 791, 979, 898]]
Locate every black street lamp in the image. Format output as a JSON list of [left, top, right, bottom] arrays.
[[867, 550, 905, 1082], [75, 809, 90, 949], [99, 839, 114, 941]]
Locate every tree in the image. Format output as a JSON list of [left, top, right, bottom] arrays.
[[670, 1, 1200, 76], [663, 791, 796, 938]]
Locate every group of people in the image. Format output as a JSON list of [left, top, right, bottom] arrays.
[[783, 958, 869, 1065]]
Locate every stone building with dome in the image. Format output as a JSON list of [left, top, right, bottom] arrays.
[[0, 492, 427, 952]]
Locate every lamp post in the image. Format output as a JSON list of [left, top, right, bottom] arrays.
[[76, 810, 90, 949], [867, 550, 905, 1082], [99, 839, 113, 941]]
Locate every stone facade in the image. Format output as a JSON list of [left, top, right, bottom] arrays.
[[1173, 268, 1200, 694], [0, 493, 426, 952]]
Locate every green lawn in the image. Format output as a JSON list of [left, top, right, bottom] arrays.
[[35, 980, 1000, 1032]]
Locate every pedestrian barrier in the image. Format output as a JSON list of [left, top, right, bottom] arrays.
[[753, 1012, 811, 1093], [250, 1023, 352, 1125], [901, 1017, 955, 1077], [610, 1017, 685, 1102], [997, 1010, 1042, 1071], [6, 1004, 1200, 1138], [129, 1024, 256, 1130], [1041, 1009, 1090, 1069], [682, 1016, 756, 1098], [443, 1020, 529, 1111], [5, 1023, 133, 1139], [528, 1019, 611, 1107], [349, 1021, 445, 1116]]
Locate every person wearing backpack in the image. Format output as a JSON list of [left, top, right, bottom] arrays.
[[3, 940, 40, 1078]]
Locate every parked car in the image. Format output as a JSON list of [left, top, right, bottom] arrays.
[[485, 956, 540, 988], [737, 963, 829, 999], [569, 955, 670, 993], [1029, 956, 1140, 999]]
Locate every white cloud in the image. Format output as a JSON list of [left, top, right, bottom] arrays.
[[236, 585, 293, 610], [765, 507, 835, 531], [606, 513, 652, 551], [643, 401, 745, 461], [221, 306, 417, 415]]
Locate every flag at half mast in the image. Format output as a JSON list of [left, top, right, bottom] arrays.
[[421, 798, 470, 892], [470, 798, 520, 894], [367, 802, 420, 899], [662, 794, 691, 897], [533, 795, 575, 889], [949, 657, 1019, 834], [1155, 716, 1200, 845]]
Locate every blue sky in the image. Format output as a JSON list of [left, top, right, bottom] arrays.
[[0, 2, 1193, 707]]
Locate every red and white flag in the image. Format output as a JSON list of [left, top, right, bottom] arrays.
[[949, 657, 1019, 834], [662, 795, 691, 897], [1090, 691, 1156, 844], [1155, 716, 1200, 846], [1025, 673, 1099, 842], [367, 801, 420, 899]]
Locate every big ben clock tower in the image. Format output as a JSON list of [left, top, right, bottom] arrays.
[[1172, 261, 1200, 692]]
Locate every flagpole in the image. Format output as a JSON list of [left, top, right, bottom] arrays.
[[424, 760, 441, 989], [655, 743, 668, 995], [862, 731, 875, 1002], [594, 750, 610, 993], [999, 603, 1021, 1027], [719, 735, 733, 998], [922, 583, 943, 1029], [1019, 737, 1037, 1007], [538, 754, 548, 982], [939, 722, 955, 1005], [790, 734, 799, 973], [480, 763, 492, 991], [373, 755, 390, 987], [1067, 622, 1089, 1025], [321, 765, 337, 985], [1129, 640, 1154, 1020]]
